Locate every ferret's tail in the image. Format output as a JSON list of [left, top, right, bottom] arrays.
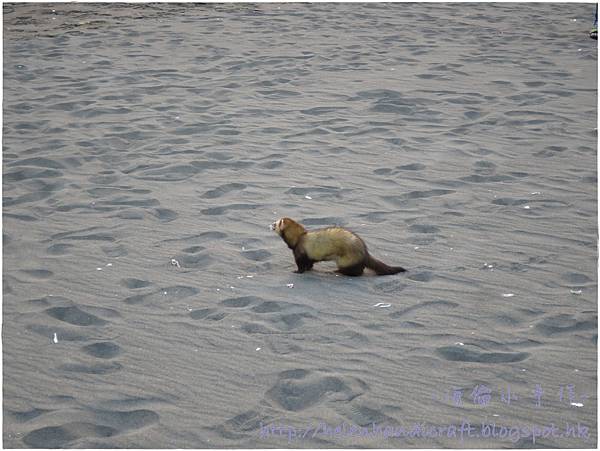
[[366, 254, 406, 275]]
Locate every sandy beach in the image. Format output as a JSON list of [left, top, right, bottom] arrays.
[[3, 2, 597, 448]]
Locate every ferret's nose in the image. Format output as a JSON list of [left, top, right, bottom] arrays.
[[269, 222, 276, 231]]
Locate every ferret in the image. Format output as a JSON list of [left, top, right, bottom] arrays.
[[270, 217, 406, 276]]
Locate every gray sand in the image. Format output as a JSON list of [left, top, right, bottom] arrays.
[[3, 2, 597, 448]]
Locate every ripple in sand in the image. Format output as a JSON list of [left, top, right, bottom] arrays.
[[59, 362, 123, 374], [22, 409, 159, 447], [398, 163, 426, 171], [172, 252, 214, 269], [220, 296, 263, 308], [406, 271, 435, 282], [189, 308, 228, 321], [200, 183, 247, 199], [45, 306, 108, 327], [26, 324, 91, 342], [391, 300, 458, 318], [301, 216, 347, 226], [341, 404, 396, 427], [124, 286, 199, 305], [211, 410, 270, 440], [8, 408, 53, 423], [181, 245, 205, 253], [47, 243, 74, 255], [20, 269, 54, 279], [151, 208, 178, 222], [120, 278, 152, 289], [534, 314, 596, 336], [201, 204, 259, 215], [436, 345, 529, 363], [82, 342, 122, 359], [23, 423, 118, 448], [4, 168, 63, 182], [240, 249, 272, 262], [408, 224, 440, 234], [562, 272, 592, 285]]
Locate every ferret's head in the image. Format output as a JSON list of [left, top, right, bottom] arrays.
[[270, 217, 305, 248], [270, 217, 290, 235]]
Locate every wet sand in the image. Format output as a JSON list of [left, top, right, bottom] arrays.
[[2, 2, 597, 448]]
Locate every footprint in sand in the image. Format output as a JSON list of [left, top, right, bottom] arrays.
[[189, 308, 228, 321], [19, 269, 54, 280], [120, 278, 152, 289], [265, 369, 367, 411], [189, 297, 319, 334], [81, 342, 122, 359], [47, 243, 75, 255], [435, 344, 529, 363], [22, 409, 159, 447], [45, 306, 108, 327]]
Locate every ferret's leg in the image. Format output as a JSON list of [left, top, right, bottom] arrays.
[[294, 250, 314, 273], [336, 263, 365, 276]]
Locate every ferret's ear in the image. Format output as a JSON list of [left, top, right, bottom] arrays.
[[279, 218, 288, 230]]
